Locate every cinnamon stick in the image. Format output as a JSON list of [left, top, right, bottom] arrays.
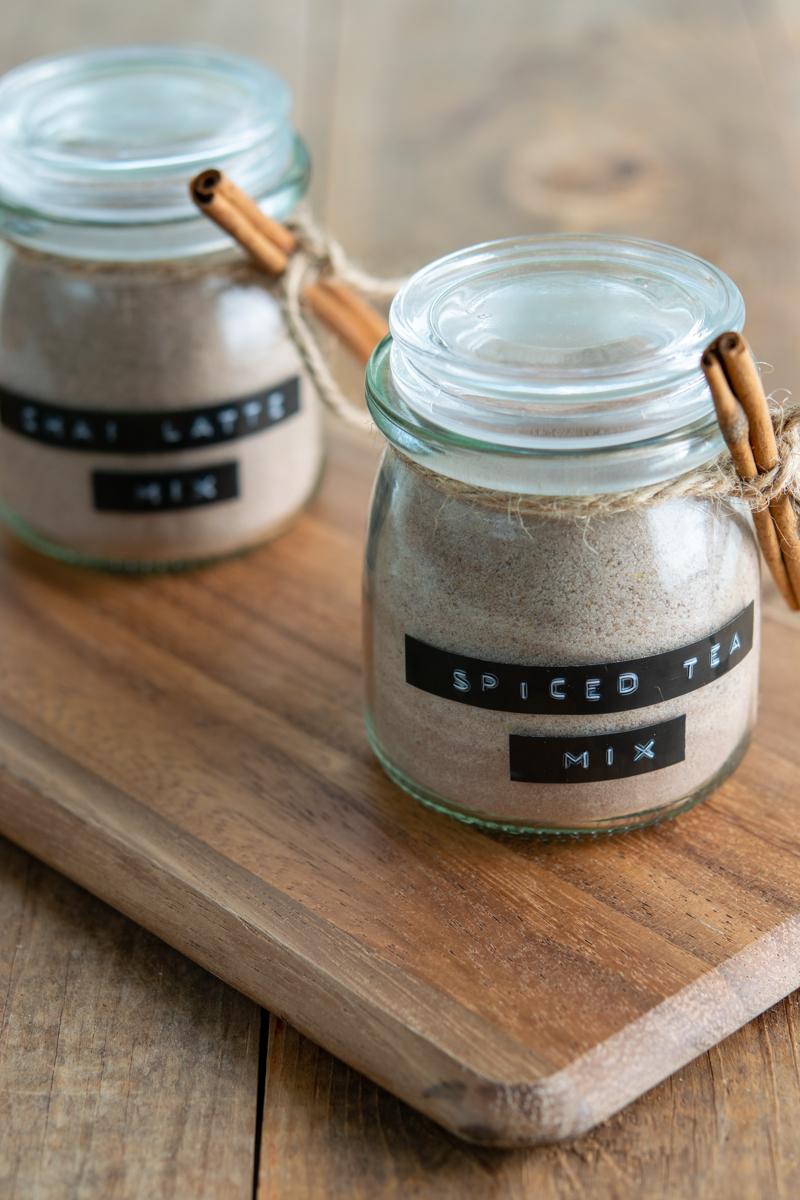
[[716, 332, 800, 605], [303, 278, 389, 365], [190, 173, 288, 275], [190, 168, 388, 364], [716, 333, 777, 469], [702, 347, 798, 609], [302, 281, 388, 366], [192, 169, 296, 255], [313, 277, 389, 345]]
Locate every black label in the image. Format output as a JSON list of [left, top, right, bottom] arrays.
[[405, 602, 753, 715], [509, 715, 686, 783], [0, 377, 299, 454], [93, 462, 238, 512]]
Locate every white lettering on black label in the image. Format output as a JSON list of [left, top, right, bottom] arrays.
[[0, 377, 300, 454], [93, 462, 238, 512], [509, 716, 686, 783], [405, 603, 754, 715]]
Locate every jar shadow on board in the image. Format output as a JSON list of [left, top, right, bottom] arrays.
[[363, 236, 760, 835], [0, 45, 322, 570]]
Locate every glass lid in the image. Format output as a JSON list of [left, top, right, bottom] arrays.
[[388, 235, 745, 451], [0, 44, 297, 226]]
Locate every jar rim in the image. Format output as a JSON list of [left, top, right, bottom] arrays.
[[366, 335, 729, 496], [0, 133, 309, 261], [386, 235, 744, 460]]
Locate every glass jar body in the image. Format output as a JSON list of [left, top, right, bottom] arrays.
[[364, 447, 760, 834], [0, 239, 322, 568]]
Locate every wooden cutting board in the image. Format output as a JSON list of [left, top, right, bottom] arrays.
[[0, 421, 798, 1148]]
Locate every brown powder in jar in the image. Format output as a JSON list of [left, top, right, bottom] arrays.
[[367, 449, 760, 829], [0, 244, 322, 563]]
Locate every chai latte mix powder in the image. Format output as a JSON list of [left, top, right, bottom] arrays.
[[0, 248, 321, 563]]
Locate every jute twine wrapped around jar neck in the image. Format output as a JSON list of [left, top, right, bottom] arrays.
[[396, 399, 800, 519]]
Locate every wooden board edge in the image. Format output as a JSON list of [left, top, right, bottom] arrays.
[[449, 912, 800, 1145], [0, 762, 562, 1144], [0, 718, 557, 1134], [1, 713, 796, 1147]]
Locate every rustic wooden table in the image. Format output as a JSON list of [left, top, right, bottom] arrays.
[[3, 1, 800, 1196]]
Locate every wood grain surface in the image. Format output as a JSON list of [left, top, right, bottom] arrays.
[[2, 0, 800, 1191], [259, 1002, 800, 1200], [0, 835, 260, 1200], [0, 420, 796, 1150]]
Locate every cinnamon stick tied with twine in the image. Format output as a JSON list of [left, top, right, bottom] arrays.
[[190, 169, 388, 365], [702, 333, 800, 610]]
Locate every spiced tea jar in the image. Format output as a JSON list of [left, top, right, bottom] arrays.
[[363, 235, 760, 834], [0, 45, 321, 568]]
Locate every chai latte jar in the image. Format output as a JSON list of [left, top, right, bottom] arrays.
[[0, 45, 321, 568], [364, 235, 760, 834]]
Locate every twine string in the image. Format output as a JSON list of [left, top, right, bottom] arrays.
[[272, 208, 800, 519], [286, 205, 407, 299], [397, 399, 800, 517], [278, 206, 407, 428]]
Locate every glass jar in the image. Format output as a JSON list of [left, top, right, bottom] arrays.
[[364, 235, 760, 835], [0, 45, 321, 569]]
